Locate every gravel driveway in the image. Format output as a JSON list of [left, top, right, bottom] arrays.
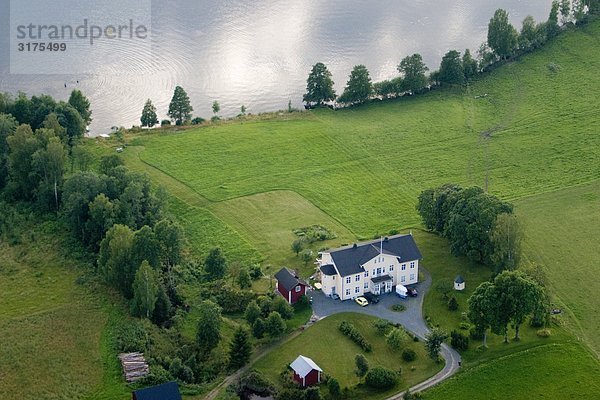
[[309, 268, 461, 396]]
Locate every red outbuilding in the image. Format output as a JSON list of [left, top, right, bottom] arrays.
[[274, 267, 309, 304], [290, 355, 323, 387]]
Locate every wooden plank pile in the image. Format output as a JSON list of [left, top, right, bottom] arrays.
[[118, 352, 149, 382]]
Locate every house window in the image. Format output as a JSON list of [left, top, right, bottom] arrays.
[[355, 275, 360, 282], [376, 267, 381, 275], [382, 267, 386, 273], [332, 275, 335, 280], [364, 282, 369, 289], [355, 286, 360, 294], [410, 262, 415, 269], [374, 258, 377, 264], [346, 277, 351, 284], [364, 271, 369, 277], [402, 264, 406, 271], [346, 289, 350, 296], [295, 286, 301, 292], [410, 273, 415, 280], [401, 276, 406, 283], [389, 265, 394, 271], [372, 269, 375, 276]]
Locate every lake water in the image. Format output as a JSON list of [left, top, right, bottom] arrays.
[[0, 0, 551, 135]]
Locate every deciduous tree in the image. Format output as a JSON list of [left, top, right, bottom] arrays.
[[68, 89, 92, 125], [438, 50, 464, 85], [425, 328, 448, 361], [487, 9, 518, 59], [132, 260, 159, 318], [490, 213, 522, 273], [204, 247, 227, 281], [338, 65, 372, 104], [398, 54, 429, 93], [303, 62, 336, 105], [355, 354, 369, 378], [196, 300, 222, 354]]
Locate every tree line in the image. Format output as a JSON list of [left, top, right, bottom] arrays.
[[303, 3, 597, 107]]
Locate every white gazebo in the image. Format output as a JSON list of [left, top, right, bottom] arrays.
[[454, 275, 465, 291]]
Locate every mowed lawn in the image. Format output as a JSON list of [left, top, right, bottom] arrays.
[[517, 180, 600, 356], [424, 342, 600, 400], [0, 221, 129, 400], [253, 313, 442, 399]]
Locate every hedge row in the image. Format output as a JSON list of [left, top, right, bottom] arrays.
[[339, 321, 372, 352]]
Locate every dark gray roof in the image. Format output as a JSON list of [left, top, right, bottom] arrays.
[[133, 382, 182, 400], [371, 275, 393, 283], [320, 264, 337, 276], [328, 234, 422, 277], [455, 275, 465, 284], [275, 267, 305, 291]]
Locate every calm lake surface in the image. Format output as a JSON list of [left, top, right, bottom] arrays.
[[0, 0, 551, 135]]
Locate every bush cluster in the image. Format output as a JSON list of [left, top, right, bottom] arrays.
[[365, 366, 398, 389], [339, 321, 372, 352], [402, 349, 417, 362], [450, 330, 469, 351]]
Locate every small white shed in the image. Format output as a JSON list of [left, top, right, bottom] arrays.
[[454, 275, 465, 291]]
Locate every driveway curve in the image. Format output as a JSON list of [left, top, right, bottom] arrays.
[[310, 267, 461, 397]]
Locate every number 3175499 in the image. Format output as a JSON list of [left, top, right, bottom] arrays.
[[17, 42, 67, 52]]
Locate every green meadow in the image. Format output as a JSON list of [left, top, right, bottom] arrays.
[[2, 18, 599, 400], [0, 217, 130, 400]]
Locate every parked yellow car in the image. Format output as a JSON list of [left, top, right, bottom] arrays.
[[355, 296, 369, 307]]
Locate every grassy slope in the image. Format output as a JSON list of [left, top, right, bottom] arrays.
[[517, 180, 600, 356], [424, 342, 600, 400], [254, 313, 442, 399], [0, 219, 130, 400]]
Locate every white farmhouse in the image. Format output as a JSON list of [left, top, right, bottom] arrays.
[[318, 234, 422, 301]]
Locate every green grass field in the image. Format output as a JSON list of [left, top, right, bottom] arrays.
[[424, 342, 600, 399], [253, 313, 442, 399], [517, 180, 600, 356], [0, 219, 130, 400]]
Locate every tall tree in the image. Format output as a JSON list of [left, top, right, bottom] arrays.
[[438, 50, 464, 85], [168, 86, 193, 125], [493, 271, 543, 340], [43, 113, 67, 143], [6, 124, 42, 200], [547, 1, 561, 37], [462, 49, 478, 80], [338, 65, 372, 104], [228, 326, 252, 369], [244, 300, 261, 325], [559, 0, 571, 24], [154, 219, 185, 286], [204, 247, 227, 281], [0, 114, 18, 188], [519, 16, 539, 51], [303, 62, 336, 105], [425, 328, 448, 361], [54, 102, 85, 150], [132, 260, 159, 319], [487, 9, 518, 59], [97, 224, 136, 297], [196, 300, 222, 354], [397, 54, 429, 93], [490, 213, 522, 273], [85, 193, 116, 249], [265, 311, 286, 337], [140, 99, 158, 128], [132, 225, 161, 270], [68, 90, 92, 125], [32, 134, 66, 210], [212, 100, 220, 116], [467, 281, 496, 347]]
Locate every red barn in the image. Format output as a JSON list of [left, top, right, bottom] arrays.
[[275, 267, 309, 304], [290, 355, 323, 387]]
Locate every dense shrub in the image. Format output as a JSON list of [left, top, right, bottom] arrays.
[[116, 321, 149, 352], [161, 119, 171, 126], [402, 349, 417, 362], [214, 285, 256, 313], [327, 377, 341, 398], [373, 319, 391, 335], [140, 364, 172, 386], [339, 321, 372, 352], [391, 304, 406, 312], [450, 330, 469, 351], [537, 328, 551, 338], [469, 325, 485, 340], [459, 322, 471, 330], [365, 366, 398, 389], [249, 264, 263, 280], [447, 296, 459, 311], [191, 117, 205, 125], [386, 327, 409, 350]]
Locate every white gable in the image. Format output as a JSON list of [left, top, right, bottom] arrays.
[[290, 355, 322, 378]]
